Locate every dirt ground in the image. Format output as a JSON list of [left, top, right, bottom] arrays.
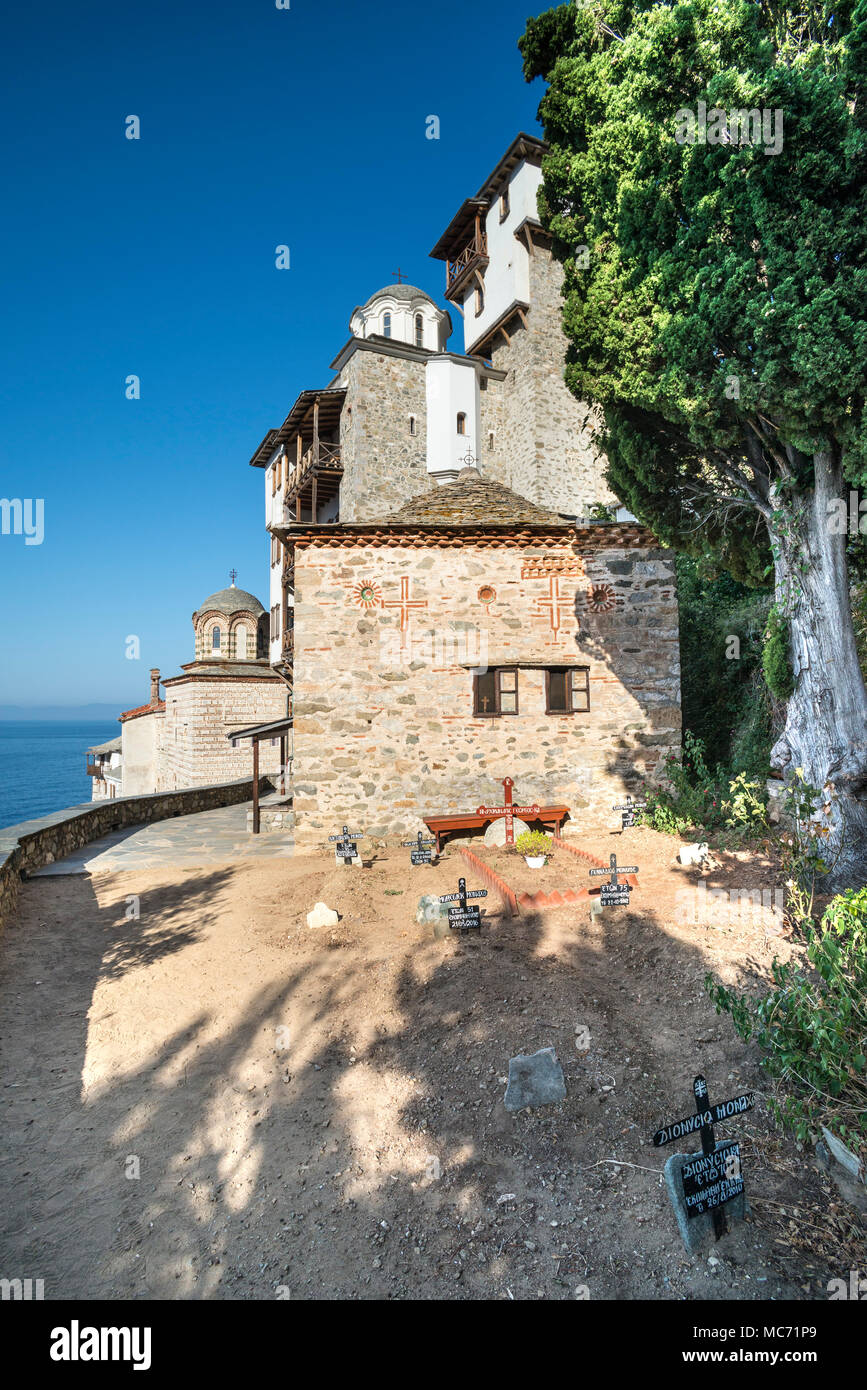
[[1, 825, 864, 1301]]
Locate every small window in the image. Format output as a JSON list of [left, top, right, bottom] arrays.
[[383, 312, 392, 338], [488, 431, 495, 452], [473, 668, 518, 717], [415, 313, 424, 348], [499, 189, 510, 221], [409, 415, 417, 436], [545, 667, 590, 714], [211, 627, 222, 652], [475, 284, 484, 316], [456, 412, 467, 435]]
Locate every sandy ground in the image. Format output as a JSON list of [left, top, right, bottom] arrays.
[[0, 826, 863, 1301]]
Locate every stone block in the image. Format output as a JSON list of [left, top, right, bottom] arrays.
[[663, 1145, 750, 1255], [504, 1047, 566, 1112]]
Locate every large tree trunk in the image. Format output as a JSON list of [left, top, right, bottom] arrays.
[[769, 451, 867, 891]]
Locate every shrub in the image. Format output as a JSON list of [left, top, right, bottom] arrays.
[[762, 604, 795, 699], [707, 888, 867, 1157], [514, 829, 552, 857]]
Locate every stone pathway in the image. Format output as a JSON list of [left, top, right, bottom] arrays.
[[31, 798, 293, 876]]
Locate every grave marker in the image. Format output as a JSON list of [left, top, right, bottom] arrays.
[[477, 776, 541, 846], [653, 1075, 754, 1244], [588, 853, 638, 906], [328, 825, 365, 865], [613, 794, 647, 830], [401, 832, 437, 865], [439, 876, 487, 932]]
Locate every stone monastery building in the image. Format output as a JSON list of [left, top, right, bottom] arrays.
[[89, 581, 287, 798], [247, 132, 682, 844]]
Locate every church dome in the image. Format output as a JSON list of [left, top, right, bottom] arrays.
[[192, 582, 268, 663], [349, 284, 451, 352], [358, 283, 436, 310], [196, 586, 265, 617]]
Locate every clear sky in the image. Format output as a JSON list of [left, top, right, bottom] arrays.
[[0, 0, 548, 708]]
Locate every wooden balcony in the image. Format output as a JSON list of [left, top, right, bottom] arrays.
[[446, 230, 489, 300], [282, 628, 294, 662], [284, 441, 342, 522]]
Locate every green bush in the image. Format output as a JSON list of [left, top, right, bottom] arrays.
[[676, 555, 773, 771], [762, 604, 796, 699], [707, 888, 867, 1156], [514, 830, 552, 857], [640, 733, 768, 839]]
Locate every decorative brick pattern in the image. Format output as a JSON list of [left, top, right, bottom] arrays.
[[290, 537, 681, 843]]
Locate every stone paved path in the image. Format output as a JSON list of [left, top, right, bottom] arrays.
[[31, 798, 293, 875]]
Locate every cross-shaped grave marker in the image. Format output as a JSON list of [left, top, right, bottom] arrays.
[[588, 852, 638, 905], [477, 776, 541, 846], [652, 1075, 754, 1240], [328, 824, 365, 865], [612, 794, 647, 830], [439, 876, 487, 933], [401, 831, 437, 866]]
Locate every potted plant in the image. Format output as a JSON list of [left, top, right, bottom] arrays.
[[515, 829, 552, 868]]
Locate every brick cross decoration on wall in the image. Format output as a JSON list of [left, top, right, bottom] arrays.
[[531, 575, 575, 645], [381, 576, 428, 632]]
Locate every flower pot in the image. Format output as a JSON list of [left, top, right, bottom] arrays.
[[525, 855, 546, 868]]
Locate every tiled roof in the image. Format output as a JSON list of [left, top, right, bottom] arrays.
[[384, 469, 567, 527], [119, 700, 165, 722]]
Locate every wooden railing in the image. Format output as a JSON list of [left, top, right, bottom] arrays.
[[446, 231, 488, 291], [283, 443, 342, 502], [282, 629, 294, 661]]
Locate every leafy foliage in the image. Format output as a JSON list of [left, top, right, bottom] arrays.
[[707, 888, 867, 1154], [676, 554, 773, 770], [519, 1, 867, 570], [640, 730, 768, 836], [514, 829, 553, 857], [762, 603, 796, 698]]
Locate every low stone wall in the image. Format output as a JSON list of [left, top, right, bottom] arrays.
[[0, 775, 272, 935]]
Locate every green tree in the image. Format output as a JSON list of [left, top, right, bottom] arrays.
[[521, 0, 867, 887]]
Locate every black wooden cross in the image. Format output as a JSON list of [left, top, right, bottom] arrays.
[[588, 853, 638, 905], [401, 831, 437, 864], [652, 1075, 754, 1240], [612, 794, 647, 830], [439, 876, 487, 932], [328, 824, 365, 863]]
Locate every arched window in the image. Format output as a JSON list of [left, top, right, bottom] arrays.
[[236, 627, 248, 660], [409, 415, 417, 436], [456, 412, 467, 435], [211, 626, 222, 653], [488, 430, 495, 452], [415, 313, 424, 348], [475, 284, 484, 316], [383, 312, 392, 338]]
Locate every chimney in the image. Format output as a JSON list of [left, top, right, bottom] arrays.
[[150, 668, 161, 705]]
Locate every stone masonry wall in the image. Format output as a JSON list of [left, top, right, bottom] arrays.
[[481, 244, 618, 516], [337, 351, 430, 522], [159, 678, 287, 790], [291, 537, 681, 843], [0, 775, 272, 935]]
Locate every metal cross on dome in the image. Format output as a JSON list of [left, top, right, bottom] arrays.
[[392, 267, 407, 283], [459, 451, 478, 468], [229, 568, 238, 586]]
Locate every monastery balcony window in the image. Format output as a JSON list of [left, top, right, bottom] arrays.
[[445, 229, 489, 300], [284, 439, 343, 524]]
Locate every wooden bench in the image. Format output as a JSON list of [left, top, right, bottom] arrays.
[[423, 806, 570, 853]]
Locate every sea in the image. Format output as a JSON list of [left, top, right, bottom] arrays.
[[0, 721, 119, 831]]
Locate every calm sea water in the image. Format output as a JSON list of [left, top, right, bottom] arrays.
[[0, 721, 119, 831]]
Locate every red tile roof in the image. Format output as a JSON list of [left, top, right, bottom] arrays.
[[119, 700, 165, 722]]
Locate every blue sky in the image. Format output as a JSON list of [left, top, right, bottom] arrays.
[[0, 0, 547, 708]]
